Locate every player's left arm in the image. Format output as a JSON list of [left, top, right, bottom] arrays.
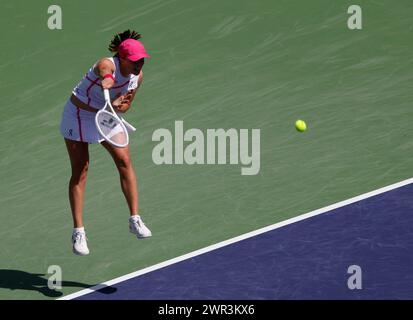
[[113, 71, 144, 113]]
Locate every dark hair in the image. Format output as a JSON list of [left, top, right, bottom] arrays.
[[108, 29, 142, 53]]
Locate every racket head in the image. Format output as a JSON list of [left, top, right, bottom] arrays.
[[95, 109, 129, 147]]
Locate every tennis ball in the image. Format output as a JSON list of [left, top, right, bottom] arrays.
[[295, 120, 307, 132]]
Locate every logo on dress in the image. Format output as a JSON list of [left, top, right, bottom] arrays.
[[127, 77, 138, 91]]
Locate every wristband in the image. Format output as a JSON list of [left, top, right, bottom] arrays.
[[103, 74, 115, 81]]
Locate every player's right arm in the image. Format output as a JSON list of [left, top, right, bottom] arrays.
[[94, 58, 116, 89]]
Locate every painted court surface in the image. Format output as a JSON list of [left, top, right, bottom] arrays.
[[65, 179, 413, 300], [0, 0, 412, 299]]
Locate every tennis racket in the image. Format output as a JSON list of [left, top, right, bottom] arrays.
[[95, 89, 136, 148]]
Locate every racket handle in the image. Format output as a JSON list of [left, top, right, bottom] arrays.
[[122, 118, 137, 132], [103, 88, 110, 102]]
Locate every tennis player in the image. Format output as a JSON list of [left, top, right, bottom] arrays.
[[60, 30, 152, 256]]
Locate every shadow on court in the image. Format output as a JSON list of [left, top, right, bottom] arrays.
[[0, 269, 94, 298]]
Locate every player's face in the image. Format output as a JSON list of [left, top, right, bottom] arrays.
[[119, 57, 145, 76], [126, 58, 145, 75]]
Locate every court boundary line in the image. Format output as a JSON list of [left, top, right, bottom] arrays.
[[58, 177, 413, 300]]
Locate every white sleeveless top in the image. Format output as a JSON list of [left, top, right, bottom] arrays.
[[72, 56, 139, 110]]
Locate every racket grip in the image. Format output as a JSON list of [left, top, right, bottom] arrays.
[[103, 89, 110, 102]]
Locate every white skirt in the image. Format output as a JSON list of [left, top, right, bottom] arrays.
[[60, 99, 104, 144]]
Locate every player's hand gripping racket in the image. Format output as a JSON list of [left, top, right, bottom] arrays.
[[95, 89, 136, 148]]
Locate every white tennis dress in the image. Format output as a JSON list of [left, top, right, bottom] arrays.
[[60, 56, 139, 143]]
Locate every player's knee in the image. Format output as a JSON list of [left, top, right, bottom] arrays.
[[115, 156, 131, 169]]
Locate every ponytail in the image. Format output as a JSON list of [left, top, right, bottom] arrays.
[[108, 29, 142, 53]]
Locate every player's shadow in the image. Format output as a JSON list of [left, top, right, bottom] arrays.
[[0, 269, 96, 298]]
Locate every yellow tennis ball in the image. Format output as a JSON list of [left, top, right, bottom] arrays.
[[295, 120, 307, 132]]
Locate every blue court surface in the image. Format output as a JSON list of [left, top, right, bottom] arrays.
[[66, 180, 413, 300]]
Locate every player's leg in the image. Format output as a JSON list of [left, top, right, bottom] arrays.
[[101, 141, 138, 214], [64, 138, 90, 255], [60, 97, 93, 255], [64, 138, 90, 227], [101, 141, 151, 238]]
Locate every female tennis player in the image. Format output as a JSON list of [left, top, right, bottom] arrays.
[[60, 30, 152, 256]]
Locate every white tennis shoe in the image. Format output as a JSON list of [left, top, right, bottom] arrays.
[[129, 215, 152, 238], [72, 231, 90, 256]]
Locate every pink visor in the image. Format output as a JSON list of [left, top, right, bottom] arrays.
[[118, 39, 150, 61]]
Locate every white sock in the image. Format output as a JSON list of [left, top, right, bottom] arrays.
[[130, 215, 140, 221], [73, 227, 85, 234]]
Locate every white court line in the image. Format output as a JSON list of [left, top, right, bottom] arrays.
[[58, 177, 413, 300]]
